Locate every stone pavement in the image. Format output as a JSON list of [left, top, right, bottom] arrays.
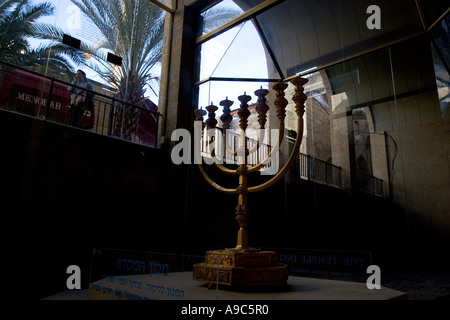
[[382, 271, 450, 300], [42, 271, 450, 300], [45, 272, 405, 300]]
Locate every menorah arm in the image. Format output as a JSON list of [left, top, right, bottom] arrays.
[[222, 129, 267, 167], [248, 118, 303, 193], [222, 132, 237, 156], [246, 128, 266, 155], [247, 121, 285, 174], [211, 150, 239, 175], [197, 163, 237, 195]]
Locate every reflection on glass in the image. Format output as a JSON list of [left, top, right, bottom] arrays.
[[285, 71, 331, 160], [1, 0, 166, 106], [198, 8, 270, 117], [70, 1, 165, 105], [253, 0, 423, 78], [199, 21, 268, 81], [0, 0, 166, 147], [430, 15, 450, 119], [199, 24, 243, 80], [284, 35, 444, 196], [200, 0, 243, 36], [432, 47, 450, 119], [0, 0, 77, 82]]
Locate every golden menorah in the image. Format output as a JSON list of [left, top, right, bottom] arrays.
[[192, 76, 308, 288]]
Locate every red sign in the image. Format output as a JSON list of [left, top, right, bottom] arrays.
[[0, 69, 94, 129], [135, 99, 158, 146]]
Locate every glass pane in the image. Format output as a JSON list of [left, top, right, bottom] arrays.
[[199, 0, 247, 36], [199, 21, 269, 80], [430, 15, 450, 119], [322, 35, 442, 197], [199, 24, 242, 80], [3, 0, 166, 103], [325, 35, 438, 130], [198, 16, 270, 117], [0, 0, 166, 146], [252, 0, 424, 78], [273, 34, 443, 197]]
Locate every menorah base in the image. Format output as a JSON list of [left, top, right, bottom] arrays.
[[192, 248, 288, 288]]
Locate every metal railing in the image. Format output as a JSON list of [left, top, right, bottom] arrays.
[[356, 174, 385, 197], [200, 129, 275, 173], [200, 128, 343, 188], [0, 60, 161, 148], [297, 153, 343, 188]]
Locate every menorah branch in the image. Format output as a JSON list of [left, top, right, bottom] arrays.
[[247, 121, 285, 174], [248, 118, 303, 193], [210, 148, 239, 175], [197, 162, 237, 195]]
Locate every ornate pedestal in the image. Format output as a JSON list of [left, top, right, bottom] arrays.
[[193, 248, 288, 288]]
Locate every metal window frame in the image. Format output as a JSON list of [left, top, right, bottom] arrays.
[[194, 0, 449, 84]]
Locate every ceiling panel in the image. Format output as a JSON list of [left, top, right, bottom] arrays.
[[235, 0, 424, 77]]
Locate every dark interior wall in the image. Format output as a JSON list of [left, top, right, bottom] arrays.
[[2, 109, 448, 299], [249, 180, 414, 273], [182, 157, 417, 274], [1, 111, 171, 299]]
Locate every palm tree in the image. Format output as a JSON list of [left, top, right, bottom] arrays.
[[69, 0, 164, 140], [70, 0, 241, 140], [70, 0, 243, 102], [200, 4, 242, 34], [0, 0, 80, 81]]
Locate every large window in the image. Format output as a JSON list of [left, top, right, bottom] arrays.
[[196, 0, 270, 110], [194, 0, 449, 200], [192, 1, 449, 268], [0, 0, 174, 147]]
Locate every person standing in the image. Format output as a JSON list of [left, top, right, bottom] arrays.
[[68, 69, 93, 127]]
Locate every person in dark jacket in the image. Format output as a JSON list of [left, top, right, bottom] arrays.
[[68, 69, 93, 127]]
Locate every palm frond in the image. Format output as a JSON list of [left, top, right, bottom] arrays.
[[18, 1, 54, 24], [0, 0, 20, 17], [202, 6, 242, 33], [68, 0, 165, 105], [0, 0, 76, 77]]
